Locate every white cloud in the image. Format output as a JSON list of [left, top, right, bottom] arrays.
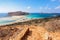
[[51, 0, 60, 2], [51, 0, 56, 2], [39, 6, 60, 13], [0, 5, 21, 13], [40, 5, 51, 10], [25, 6, 31, 12], [55, 6, 60, 9], [27, 6, 31, 9], [39, 7, 44, 10], [48, 8, 51, 10], [44, 7, 48, 9], [39, 7, 42, 9], [39, 6, 52, 13]]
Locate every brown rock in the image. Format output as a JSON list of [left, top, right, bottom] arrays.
[[8, 11, 29, 16]]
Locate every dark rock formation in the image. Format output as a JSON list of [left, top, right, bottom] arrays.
[[8, 11, 29, 16]]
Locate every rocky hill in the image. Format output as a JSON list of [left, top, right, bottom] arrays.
[[8, 11, 29, 16], [0, 16, 60, 40]]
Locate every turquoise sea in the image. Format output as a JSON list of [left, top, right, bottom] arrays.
[[0, 13, 60, 25], [26, 13, 60, 19]]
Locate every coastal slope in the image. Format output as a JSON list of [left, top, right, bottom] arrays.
[[0, 16, 60, 40]]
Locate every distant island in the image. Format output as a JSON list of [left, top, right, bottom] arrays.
[[8, 11, 29, 16]]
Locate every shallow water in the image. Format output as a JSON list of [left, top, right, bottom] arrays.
[[0, 13, 60, 25], [26, 13, 60, 19], [0, 18, 16, 25]]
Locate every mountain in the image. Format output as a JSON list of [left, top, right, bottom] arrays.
[[8, 11, 29, 16]]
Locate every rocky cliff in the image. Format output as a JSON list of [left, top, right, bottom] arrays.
[[8, 11, 29, 16], [0, 16, 60, 40]]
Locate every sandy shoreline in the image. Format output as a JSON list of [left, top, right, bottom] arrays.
[[0, 16, 31, 26], [0, 15, 50, 26], [0, 16, 60, 40]]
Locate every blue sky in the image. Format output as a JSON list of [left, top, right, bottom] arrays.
[[0, 0, 60, 13]]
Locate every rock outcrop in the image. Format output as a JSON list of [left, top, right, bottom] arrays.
[[8, 11, 29, 16], [0, 16, 60, 40]]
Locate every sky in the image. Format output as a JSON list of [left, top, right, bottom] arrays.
[[0, 0, 60, 13]]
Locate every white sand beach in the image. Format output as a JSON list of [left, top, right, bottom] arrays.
[[0, 16, 30, 26]]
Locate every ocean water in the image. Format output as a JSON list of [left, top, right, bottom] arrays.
[[0, 13, 8, 18], [0, 13, 60, 25], [0, 13, 60, 18], [26, 13, 60, 19]]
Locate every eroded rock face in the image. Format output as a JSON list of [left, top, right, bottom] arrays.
[[0, 25, 60, 40], [0, 17, 60, 40], [0, 26, 19, 40], [45, 20, 60, 32], [21, 26, 48, 40], [8, 11, 29, 16]]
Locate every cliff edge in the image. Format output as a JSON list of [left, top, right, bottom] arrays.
[[0, 16, 60, 40]]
